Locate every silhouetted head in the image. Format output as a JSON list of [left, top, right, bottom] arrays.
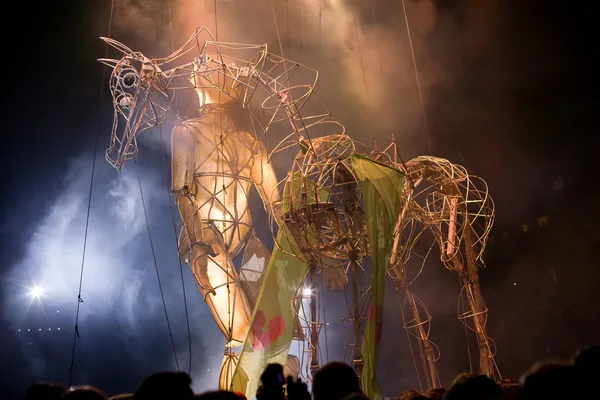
[[25, 382, 68, 400], [500, 383, 522, 400], [134, 371, 194, 400], [260, 363, 285, 388], [342, 393, 370, 400], [445, 374, 502, 400], [312, 362, 360, 400], [398, 390, 426, 400], [62, 386, 107, 400], [423, 388, 446, 400], [572, 344, 600, 373], [451, 372, 475, 386], [256, 363, 285, 400], [520, 361, 586, 400]]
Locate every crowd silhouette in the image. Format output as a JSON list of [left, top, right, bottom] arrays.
[[23, 345, 598, 400]]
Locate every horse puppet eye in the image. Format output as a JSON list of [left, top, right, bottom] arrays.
[[122, 72, 138, 88], [118, 94, 133, 108]]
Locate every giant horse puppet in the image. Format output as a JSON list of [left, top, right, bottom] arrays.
[[99, 26, 501, 392], [98, 27, 348, 388]]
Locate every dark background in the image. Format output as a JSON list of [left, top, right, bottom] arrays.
[[1, 0, 598, 398]]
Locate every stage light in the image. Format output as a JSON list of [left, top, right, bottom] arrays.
[[29, 286, 44, 298]]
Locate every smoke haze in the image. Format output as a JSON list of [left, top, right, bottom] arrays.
[[3, 148, 225, 393], [110, 0, 455, 155], [2, 0, 597, 397]]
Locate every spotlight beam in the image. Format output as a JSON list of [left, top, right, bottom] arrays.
[[29, 286, 44, 299]]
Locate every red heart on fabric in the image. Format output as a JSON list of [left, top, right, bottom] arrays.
[[268, 315, 285, 342], [250, 310, 286, 350]]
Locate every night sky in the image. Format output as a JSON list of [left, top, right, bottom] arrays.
[[1, 0, 598, 398]]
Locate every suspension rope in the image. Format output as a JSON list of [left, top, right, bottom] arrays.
[[397, 288, 424, 392], [368, 0, 385, 76], [300, 1, 305, 52], [421, 345, 432, 389], [68, 0, 116, 387], [153, 0, 165, 58], [213, 0, 219, 41], [319, 277, 329, 362], [318, 0, 322, 54], [135, 160, 180, 370], [149, 0, 182, 372], [167, 1, 181, 119], [352, 16, 372, 120], [271, 0, 286, 63], [271, 1, 324, 372], [160, 122, 192, 374], [161, 0, 193, 375], [400, 0, 432, 154], [269, 0, 314, 150], [285, 0, 290, 56], [460, 286, 474, 373]]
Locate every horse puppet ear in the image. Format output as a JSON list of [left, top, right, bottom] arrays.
[[97, 58, 120, 68], [100, 36, 134, 55]]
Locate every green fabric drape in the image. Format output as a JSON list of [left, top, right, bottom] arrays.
[[231, 172, 329, 398], [351, 154, 405, 400]]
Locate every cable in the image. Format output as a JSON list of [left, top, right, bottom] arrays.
[[269, 0, 312, 147], [160, 124, 192, 375], [352, 16, 372, 120], [400, 0, 433, 154], [300, 0, 305, 52], [135, 160, 180, 370], [68, 0, 115, 387], [153, 0, 165, 58], [460, 288, 474, 373], [399, 289, 424, 392], [160, 0, 193, 375], [285, 0, 290, 56], [167, 0, 181, 120], [271, 0, 286, 61], [318, 0, 322, 54], [213, 0, 219, 41], [368, 0, 385, 76], [319, 277, 329, 362]]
